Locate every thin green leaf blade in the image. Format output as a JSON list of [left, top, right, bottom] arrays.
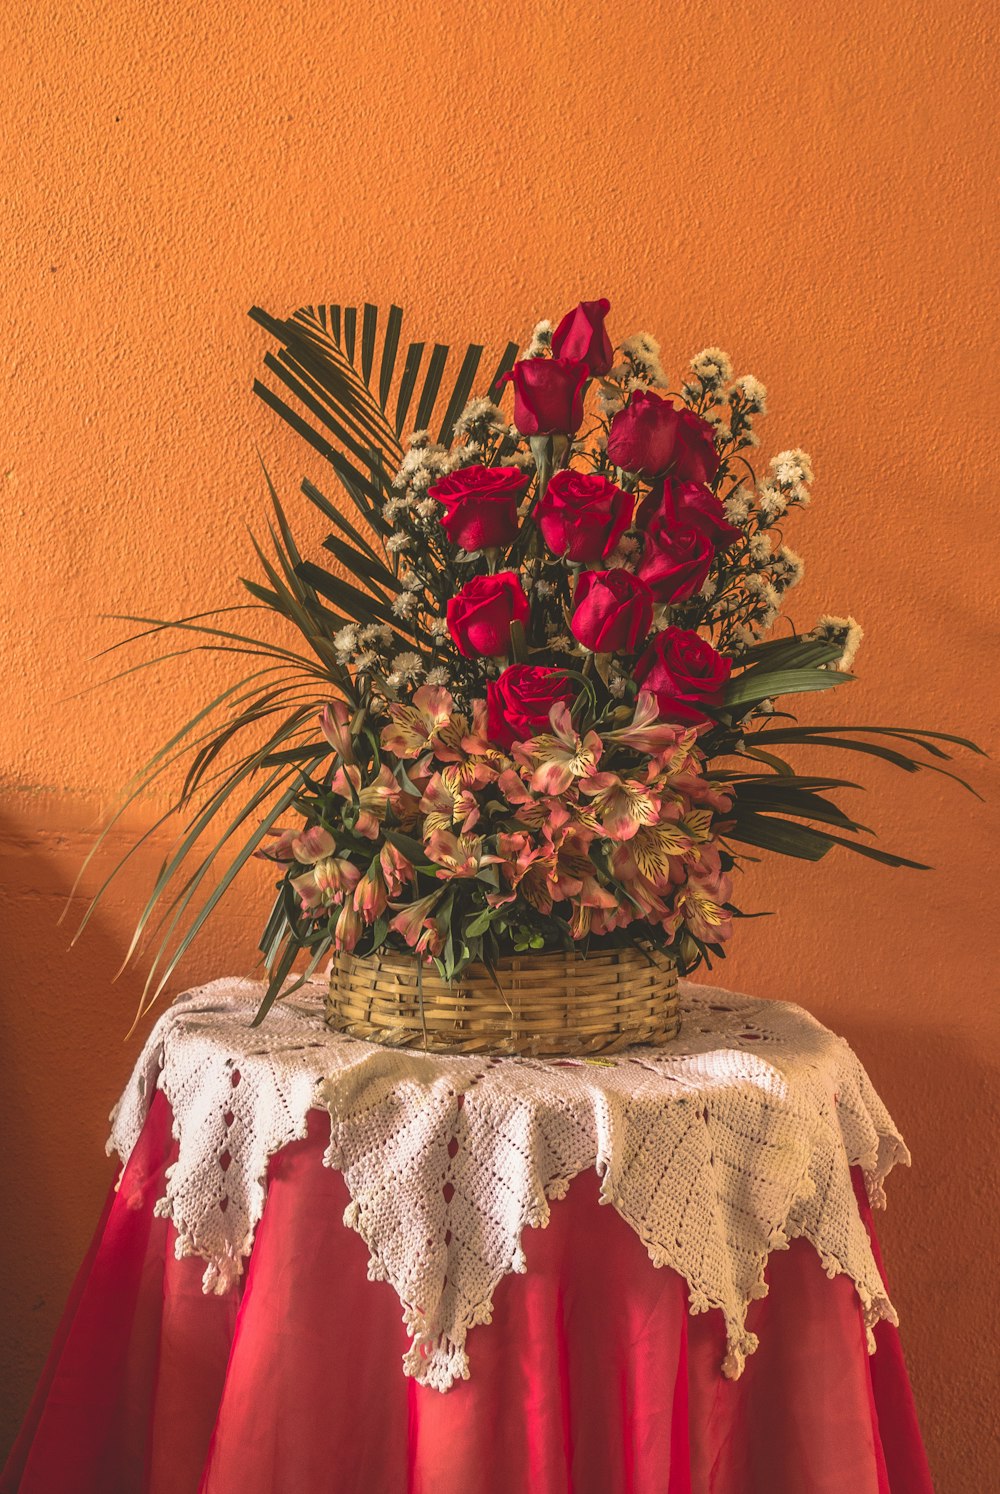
[[725, 668, 854, 710], [413, 343, 448, 432], [438, 343, 484, 445], [379, 305, 404, 411]]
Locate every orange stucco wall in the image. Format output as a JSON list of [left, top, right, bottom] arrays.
[[2, 0, 997, 1485]]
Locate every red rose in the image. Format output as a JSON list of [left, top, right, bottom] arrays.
[[672, 406, 720, 485], [607, 394, 720, 485], [486, 665, 575, 749], [551, 299, 614, 376], [637, 513, 715, 603], [535, 469, 634, 563], [570, 570, 653, 653], [431, 465, 529, 552], [636, 479, 742, 549], [501, 357, 589, 436], [446, 572, 529, 659], [607, 390, 679, 477], [634, 628, 732, 725]]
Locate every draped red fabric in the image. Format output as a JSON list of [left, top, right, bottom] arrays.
[[2, 1094, 934, 1494]]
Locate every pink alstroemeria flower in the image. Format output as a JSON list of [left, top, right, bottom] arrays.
[[449, 754, 502, 793], [561, 853, 620, 939], [330, 763, 400, 839], [574, 864, 619, 910], [389, 891, 446, 956], [675, 870, 732, 943], [493, 831, 544, 887], [620, 872, 672, 925], [291, 825, 337, 863], [414, 922, 446, 958], [603, 691, 694, 763], [255, 828, 301, 864], [489, 831, 556, 912], [671, 771, 734, 816], [255, 824, 336, 865], [547, 842, 596, 902], [353, 861, 389, 921], [380, 841, 415, 898], [419, 767, 482, 838], [424, 830, 501, 881], [545, 804, 600, 859], [381, 684, 467, 762], [492, 810, 594, 914], [569, 890, 621, 940], [460, 699, 512, 769], [496, 767, 534, 808], [333, 902, 364, 952], [494, 773, 557, 832], [610, 816, 694, 891], [596, 902, 633, 937], [256, 824, 337, 866], [320, 700, 356, 765], [580, 772, 660, 842], [292, 856, 362, 914], [687, 843, 733, 903], [517, 703, 603, 797]]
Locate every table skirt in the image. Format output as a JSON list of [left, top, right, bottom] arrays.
[[2, 1092, 933, 1494]]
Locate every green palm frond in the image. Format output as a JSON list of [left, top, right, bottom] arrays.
[[724, 808, 931, 868], [75, 500, 348, 1023], [248, 301, 520, 657], [712, 638, 985, 871], [81, 299, 520, 1018], [716, 718, 985, 871], [249, 300, 517, 503], [251, 300, 518, 443], [747, 725, 985, 797]]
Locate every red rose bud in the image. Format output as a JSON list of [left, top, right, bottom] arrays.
[[633, 627, 732, 725], [608, 394, 721, 486], [446, 571, 529, 659], [570, 569, 653, 653], [551, 298, 614, 376], [637, 512, 715, 603], [607, 390, 679, 477], [636, 479, 742, 549], [672, 405, 720, 485], [535, 469, 634, 564], [502, 357, 589, 436], [486, 665, 575, 749], [431, 465, 529, 552], [671, 479, 739, 545]]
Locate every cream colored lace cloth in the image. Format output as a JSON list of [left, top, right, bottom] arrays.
[[109, 977, 908, 1392]]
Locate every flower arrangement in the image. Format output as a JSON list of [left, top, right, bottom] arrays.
[[86, 298, 982, 1029]]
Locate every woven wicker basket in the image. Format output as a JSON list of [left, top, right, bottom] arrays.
[[325, 945, 679, 1056]]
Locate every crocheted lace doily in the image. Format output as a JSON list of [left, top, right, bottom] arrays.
[[109, 977, 908, 1392]]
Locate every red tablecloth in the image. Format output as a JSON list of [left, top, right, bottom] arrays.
[[3, 1091, 933, 1494]]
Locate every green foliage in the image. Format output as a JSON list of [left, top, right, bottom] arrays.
[[82, 302, 518, 1027]]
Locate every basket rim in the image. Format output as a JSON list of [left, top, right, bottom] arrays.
[[330, 944, 677, 975], [325, 943, 679, 1056]]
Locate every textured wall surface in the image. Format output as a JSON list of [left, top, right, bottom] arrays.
[[2, 0, 998, 1484]]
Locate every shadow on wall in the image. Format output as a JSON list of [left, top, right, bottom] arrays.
[[0, 792, 264, 1461], [0, 796, 135, 1458]]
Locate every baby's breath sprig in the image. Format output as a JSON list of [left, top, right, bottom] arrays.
[[683, 347, 734, 411], [620, 332, 669, 391]]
